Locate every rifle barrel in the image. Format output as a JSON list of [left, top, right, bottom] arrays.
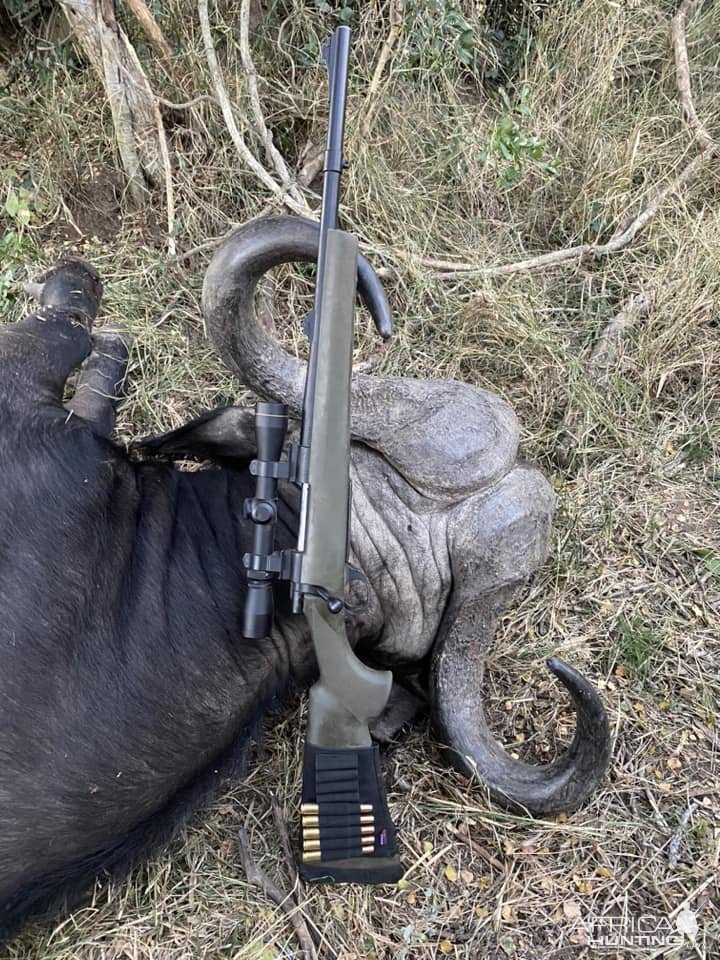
[[300, 25, 351, 452]]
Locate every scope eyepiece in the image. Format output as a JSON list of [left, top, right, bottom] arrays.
[[242, 578, 275, 640]]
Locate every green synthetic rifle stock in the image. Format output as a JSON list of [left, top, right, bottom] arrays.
[[242, 27, 402, 883]]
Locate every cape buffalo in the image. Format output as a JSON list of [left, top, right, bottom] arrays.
[[0, 217, 610, 938]]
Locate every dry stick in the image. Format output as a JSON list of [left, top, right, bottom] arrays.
[[175, 231, 233, 262], [416, 1, 719, 280], [197, 0, 308, 217], [156, 92, 218, 110], [672, 0, 716, 151], [123, 0, 172, 62], [587, 290, 655, 384], [361, 0, 404, 137], [119, 41, 176, 253], [668, 801, 699, 867], [178, 141, 714, 271], [422, 148, 715, 278], [555, 290, 655, 465], [238, 0, 308, 210], [237, 826, 317, 960], [153, 100, 176, 254], [270, 802, 338, 960]]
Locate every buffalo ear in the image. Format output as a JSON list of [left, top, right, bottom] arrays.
[[132, 405, 257, 466]]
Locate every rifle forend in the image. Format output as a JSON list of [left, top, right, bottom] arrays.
[[297, 229, 402, 883]]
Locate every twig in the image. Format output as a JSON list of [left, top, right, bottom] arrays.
[[421, 147, 715, 279], [270, 803, 339, 960], [448, 822, 506, 874], [175, 230, 235, 262], [672, 0, 716, 150], [123, 0, 172, 62], [555, 290, 655, 465], [237, 826, 317, 960], [668, 801, 699, 867], [361, 0, 404, 137], [197, 0, 308, 217], [154, 100, 176, 255], [156, 92, 218, 110], [271, 801, 297, 874], [413, 0, 719, 281], [238, 0, 307, 210], [587, 290, 655, 383]]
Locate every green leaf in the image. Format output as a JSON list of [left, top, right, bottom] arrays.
[[5, 191, 19, 218], [705, 556, 720, 578]]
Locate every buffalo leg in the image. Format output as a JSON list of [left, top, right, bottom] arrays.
[[0, 259, 103, 405], [66, 325, 130, 437]]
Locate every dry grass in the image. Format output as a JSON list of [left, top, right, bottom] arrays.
[[1, 0, 719, 957]]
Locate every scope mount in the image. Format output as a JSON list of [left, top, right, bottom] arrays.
[[242, 427, 362, 633]]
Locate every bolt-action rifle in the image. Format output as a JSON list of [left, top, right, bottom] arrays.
[[241, 26, 402, 883]]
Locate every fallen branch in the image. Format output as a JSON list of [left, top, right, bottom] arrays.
[[361, 0, 404, 137], [123, 0, 172, 62], [414, 0, 718, 281], [587, 290, 655, 383], [270, 803, 336, 960], [555, 291, 655, 465], [198, 0, 308, 217], [153, 94, 176, 254], [238, 0, 307, 210], [62, 0, 165, 206], [672, 0, 716, 150], [237, 826, 316, 960], [156, 92, 218, 110], [423, 149, 715, 279]]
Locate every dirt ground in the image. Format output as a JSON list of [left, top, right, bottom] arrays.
[[0, 1, 718, 958]]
